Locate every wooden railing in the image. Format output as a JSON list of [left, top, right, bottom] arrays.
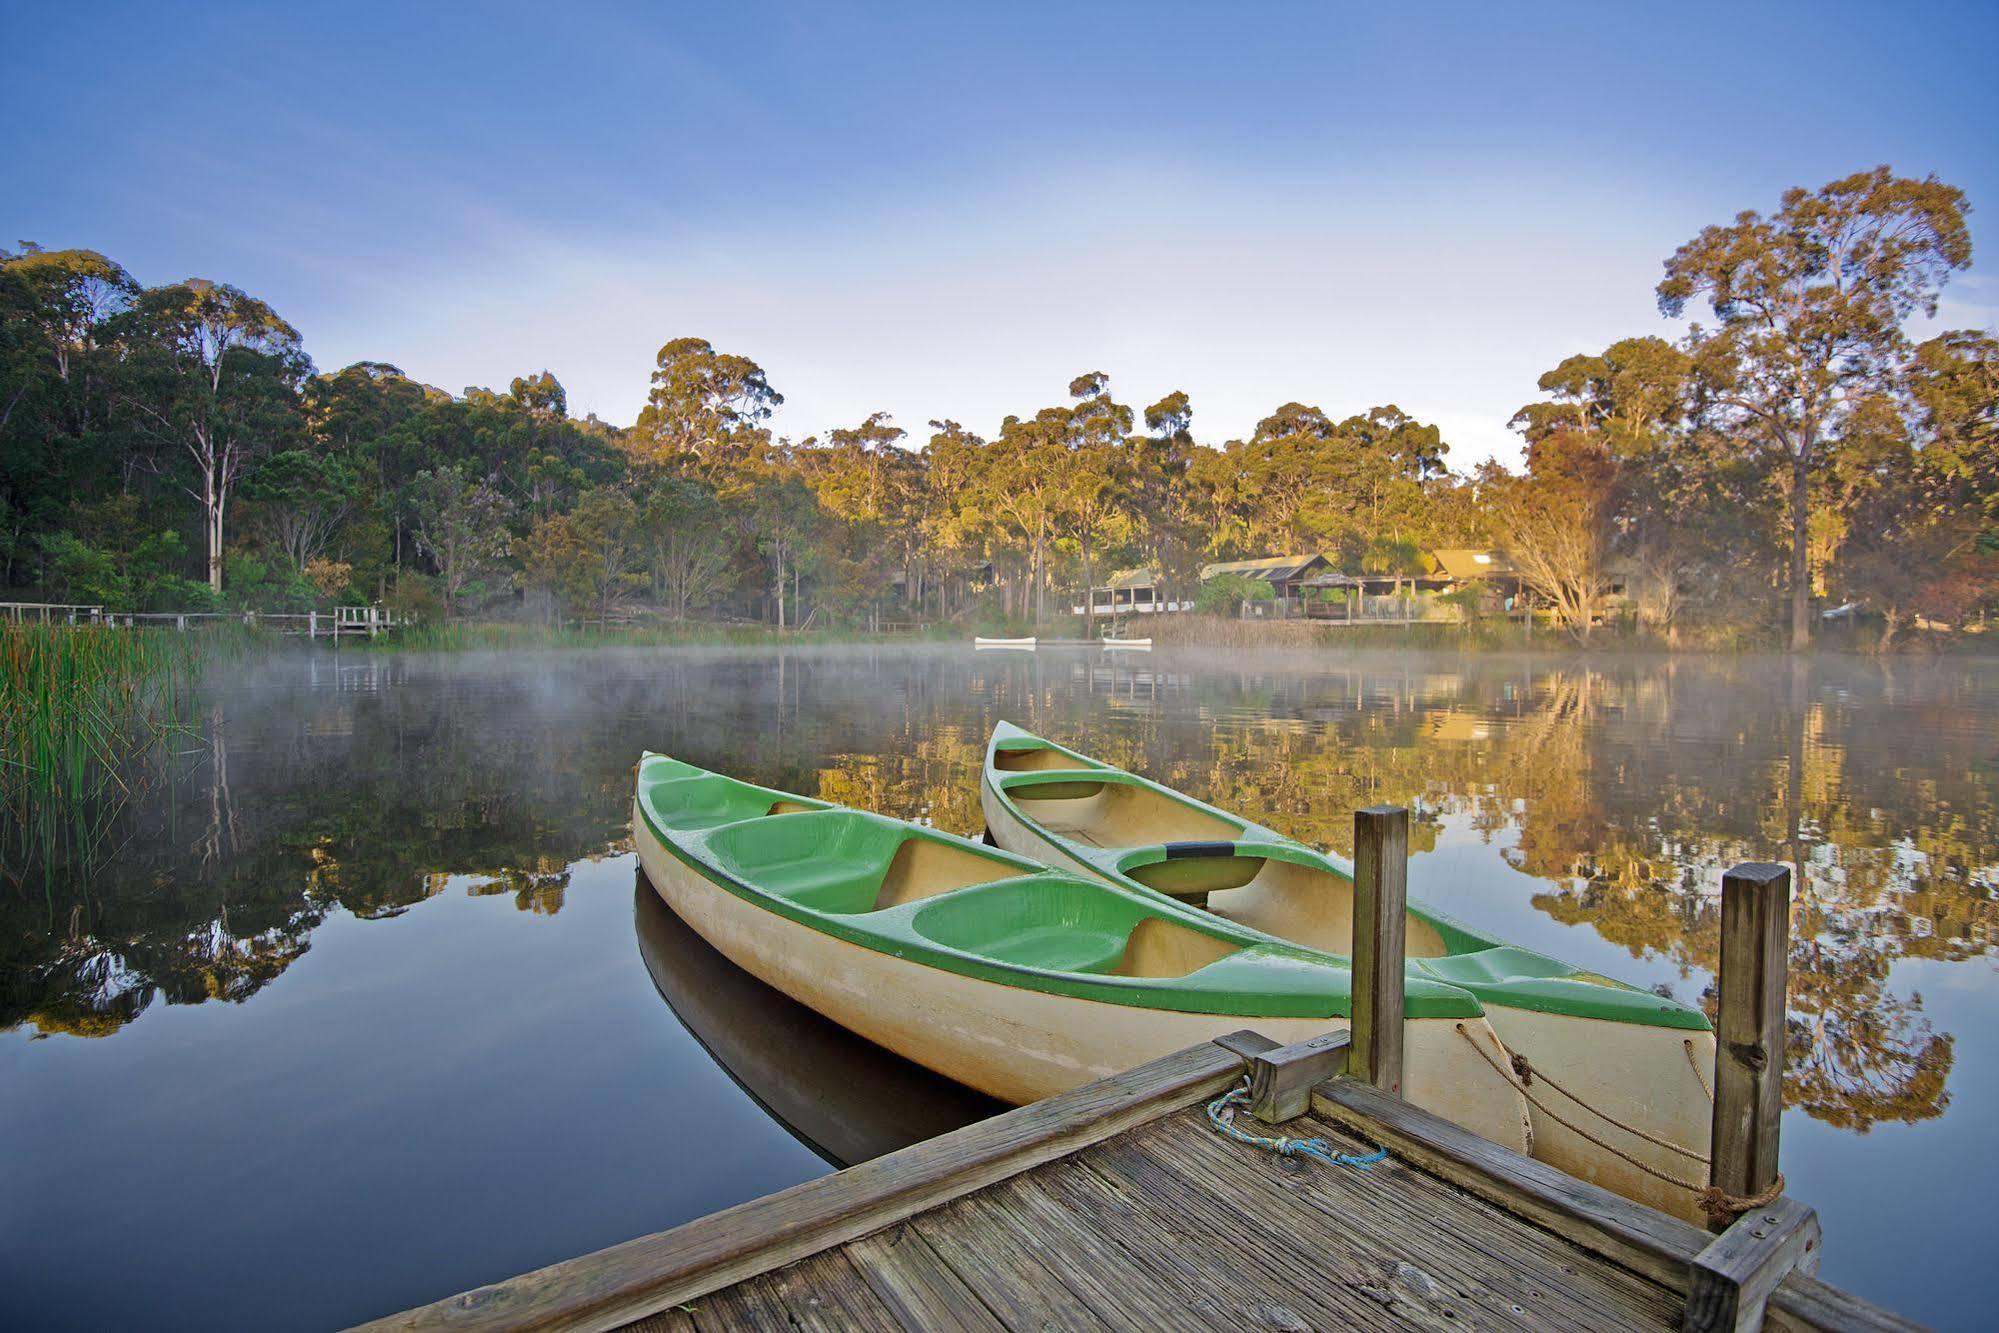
[[0, 601, 408, 636]]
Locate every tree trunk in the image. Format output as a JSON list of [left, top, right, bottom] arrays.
[[204, 464, 223, 593], [1081, 538, 1095, 639], [1789, 453, 1812, 651]]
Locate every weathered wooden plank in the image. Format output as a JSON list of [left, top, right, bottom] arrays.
[[1069, 1126, 1487, 1330], [749, 1248, 903, 1332], [612, 1309, 695, 1333], [998, 1165, 1254, 1327], [1308, 1077, 1917, 1333], [1684, 1197, 1820, 1333], [1351, 806, 1409, 1094], [910, 1190, 1126, 1330], [1113, 1110, 1677, 1332], [845, 1225, 1004, 1332], [1247, 1030, 1352, 1123], [1711, 863, 1792, 1235], [360, 1039, 1242, 1332]]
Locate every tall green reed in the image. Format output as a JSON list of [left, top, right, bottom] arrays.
[[0, 621, 250, 880]]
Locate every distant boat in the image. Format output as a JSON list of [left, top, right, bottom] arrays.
[[978, 720, 1717, 1222], [973, 636, 1036, 649], [632, 750, 1533, 1149], [633, 879, 1001, 1167], [1100, 637, 1152, 650]]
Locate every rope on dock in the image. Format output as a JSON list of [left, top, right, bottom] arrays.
[[1204, 1076, 1388, 1169], [1454, 1023, 1710, 1194]]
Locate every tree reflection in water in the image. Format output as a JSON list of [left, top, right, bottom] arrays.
[[4, 647, 1989, 1140]]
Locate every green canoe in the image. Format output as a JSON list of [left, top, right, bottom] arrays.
[[979, 721, 1720, 1219], [633, 751, 1537, 1151]]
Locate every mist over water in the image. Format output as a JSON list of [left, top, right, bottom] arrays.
[[3, 644, 1995, 1329]]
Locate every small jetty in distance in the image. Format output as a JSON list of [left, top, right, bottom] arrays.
[[365, 827, 1915, 1333]]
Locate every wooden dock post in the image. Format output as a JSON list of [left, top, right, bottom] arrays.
[[1681, 861, 1817, 1333], [1350, 805, 1409, 1095], [1708, 862, 1791, 1232]]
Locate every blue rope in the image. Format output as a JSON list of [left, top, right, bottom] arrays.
[[1205, 1076, 1389, 1169]]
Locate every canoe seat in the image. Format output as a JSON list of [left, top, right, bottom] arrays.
[[976, 925, 1128, 974], [702, 811, 1031, 915], [1006, 776, 1242, 849], [642, 773, 824, 832], [992, 746, 1092, 773], [909, 877, 1249, 979]]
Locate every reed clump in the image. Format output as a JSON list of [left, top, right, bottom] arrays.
[[1, 622, 200, 791], [0, 622, 256, 874]]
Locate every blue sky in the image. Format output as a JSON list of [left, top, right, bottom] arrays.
[[5, 1, 1995, 464]]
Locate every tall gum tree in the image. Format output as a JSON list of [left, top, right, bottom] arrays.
[[114, 280, 308, 594], [633, 336, 782, 468], [1657, 167, 1972, 649]]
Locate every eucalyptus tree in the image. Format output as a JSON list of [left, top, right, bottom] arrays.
[[1134, 390, 1202, 598], [638, 475, 732, 618], [1235, 402, 1344, 550], [916, 419, 987, 618], [0, 246, 139, 576], [120, 281, 311, 592], [1058, 372, 1134, 634], [633, 336, 783, 467], [407, 464, 516, 614], [811, 410, 927, 611], [1658, 167, 1973, 648], [1833, 332, 1999, 645]]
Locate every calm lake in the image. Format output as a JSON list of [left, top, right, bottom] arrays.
[[3, 644, 1994, 1329]]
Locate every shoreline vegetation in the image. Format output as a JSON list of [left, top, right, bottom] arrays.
[[3, 169, 1993, 657]]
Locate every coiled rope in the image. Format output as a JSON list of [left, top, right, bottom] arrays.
[[1454, 1023, 1782, 1223], [1204, 1076, 1388, 1170]]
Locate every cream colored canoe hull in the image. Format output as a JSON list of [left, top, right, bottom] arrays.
[[983, 777, 1714, 1224], [636, 803, 1531, 1154]]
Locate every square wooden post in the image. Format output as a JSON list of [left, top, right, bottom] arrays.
[[1709, 862, 1792, 1234], [1349, 805, 1409, 1095]]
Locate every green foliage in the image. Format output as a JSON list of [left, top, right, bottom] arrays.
[[3, 171, 1993, 649], [1195, 573, 1275, 614]]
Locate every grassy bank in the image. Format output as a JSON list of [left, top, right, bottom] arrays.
[[0, 621, 262, 875]]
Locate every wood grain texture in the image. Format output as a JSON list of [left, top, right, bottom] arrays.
[[1684, 1197, 1820, 1333], [844, 1225, 1003, 1331], [1309, 1076, 1919, 1333], [356, 1039, 1241, 1332], [1246, 1030, 1351, 1122], [1351, 805, 1409, 1094], [1711, 863, 1792, 1235]]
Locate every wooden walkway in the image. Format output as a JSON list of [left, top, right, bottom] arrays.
[[363, 1035, 1916, 1333]]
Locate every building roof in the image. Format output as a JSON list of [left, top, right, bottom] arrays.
[[1200, 553, 1328, 584], [1089, 567, 1159, 591], [1428, 549, 1520, 581]]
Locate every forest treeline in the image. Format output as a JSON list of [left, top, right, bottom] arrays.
[[2, 167, 1993, 647]]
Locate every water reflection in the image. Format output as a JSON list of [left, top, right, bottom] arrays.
[[634, 879, 1002, 1165], [4, 645, 1995, 1325]]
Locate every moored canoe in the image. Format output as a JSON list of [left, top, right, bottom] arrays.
[[634, 751, 1532, 1152], [979, 720, 1718, 1220]]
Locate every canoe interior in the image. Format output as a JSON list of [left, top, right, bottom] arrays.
[[1128, 852, 1450, 959], [1004, 773, 1243, 847], [637, 753, 1487, 1020], [982, 726, 1712, 1034]]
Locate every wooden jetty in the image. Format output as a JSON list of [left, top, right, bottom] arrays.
[[364, 815, 1918, 1333], [0, 600, 407, 639]]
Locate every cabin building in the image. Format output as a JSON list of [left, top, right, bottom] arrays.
[[1073, 568, 1193, 617], [1197, 554, 1332, 599]]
